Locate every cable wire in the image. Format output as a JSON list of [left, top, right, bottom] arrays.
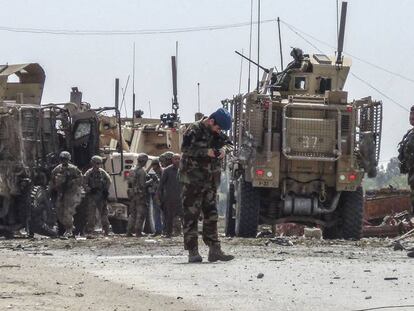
[[281, 19, 409, 112], [0, 19, 276, 36], [280, 19, 414, 85]]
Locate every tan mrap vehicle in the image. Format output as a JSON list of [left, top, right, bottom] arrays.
[[224, 44, 382, 239], [103, 114, 185, 233]]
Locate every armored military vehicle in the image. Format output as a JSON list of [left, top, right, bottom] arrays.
[[103, 55, 184, 233], [0, 63, 121, 237], [224, 4, 382, 239]]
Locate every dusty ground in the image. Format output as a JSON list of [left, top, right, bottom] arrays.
[[1, 230, 414, 311]]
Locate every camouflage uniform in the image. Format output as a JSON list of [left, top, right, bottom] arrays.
[[83, 167, 112, 234], [126, 164, 148, 236], [398, 128, 414, 206], [179, 117, 222, 250], [50, 163, 82, 234]]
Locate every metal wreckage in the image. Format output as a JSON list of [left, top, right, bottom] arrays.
[[222, 2, 385, 240], [0, 63, 125, 237], [0, 53, 184, 237]]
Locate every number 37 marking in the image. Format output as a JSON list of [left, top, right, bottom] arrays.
[[302, 136, 318, 149]]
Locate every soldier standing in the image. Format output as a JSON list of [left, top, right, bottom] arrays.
[[50, 151, 82, 238], [180, 108, 234, 263], [148, 158, 163, 235], [398, 106, 414, 206], [157, 153, 182, 237], [159, 151, 174, 168], [126, 153, 150, 237], [83, 155, 112, 236]]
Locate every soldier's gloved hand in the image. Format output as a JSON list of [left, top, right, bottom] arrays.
[[207, 149, 216, 158], [217, 149, 225, 159]]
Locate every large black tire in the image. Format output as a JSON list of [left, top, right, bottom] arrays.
[[29, 186, 57, 237], [340, 187, 364, 240], [323, 188, 363, 240], [224, 183, 236, 237], [110, 218, 127, 234], [235, 179, 260, 237]]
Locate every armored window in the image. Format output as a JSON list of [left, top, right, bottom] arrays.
[[74, 122, 91, 140], [294, 77, 307, 90], [318, 78, 332, 93]]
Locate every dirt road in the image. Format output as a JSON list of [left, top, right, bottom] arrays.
[[1, 235, 413, 311]]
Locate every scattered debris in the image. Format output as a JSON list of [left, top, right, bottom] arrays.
[[363, 211, 413, 238], [303, 227, 322, 239], [265, 237, 293, 247], [384, 277, 398, 281], [0, 265, 21, 268], [274, 223, 305, 237], [257, 273, 264, 279], [364, 188, 412, 221], [75, 293, 84, 297]]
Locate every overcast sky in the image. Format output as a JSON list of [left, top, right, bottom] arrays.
[[1, 0, 413, 162]]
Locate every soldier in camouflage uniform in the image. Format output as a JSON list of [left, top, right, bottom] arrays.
[[83, 155, 112, 236], [50, 151, 82, 238], [159, 151, 174, 168], [126, 153, 150, 237], [180, 108, 234, 263], [398, 105, 414, 208]]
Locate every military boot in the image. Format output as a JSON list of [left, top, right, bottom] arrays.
[[188, 248, 203, 263], [208, 245, 234, 262]]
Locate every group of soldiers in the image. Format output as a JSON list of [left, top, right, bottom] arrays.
[[50, 152, 111, 238], [126, 151, 183, 238], [48, 107, 235, 263]]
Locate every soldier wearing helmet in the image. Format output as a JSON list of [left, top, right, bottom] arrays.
[[83, 155, 112, 236], [180, 108, 234, 263], [159, 151, 175, 168], [126, 153, 150, 237], [50, 151, 82, 238]]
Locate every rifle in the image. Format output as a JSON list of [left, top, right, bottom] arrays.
[[212, 132, 234, 157]]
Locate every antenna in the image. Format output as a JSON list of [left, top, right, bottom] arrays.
[[171, 55, 178, 116], [238, 48, 244, 94], [336, 1, 347, 65], [197, 82, 200, 112], [277, 17, 284, 71], [132, 42, 136, 125], [256, 0, 261, 90], [247, 0, 253, 93], [148, 100, 152, 118]]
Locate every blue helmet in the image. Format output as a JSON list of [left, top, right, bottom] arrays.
[[209, 108, 232, 131]]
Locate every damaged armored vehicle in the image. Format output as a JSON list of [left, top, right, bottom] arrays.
[[224, 5, 382, 239]]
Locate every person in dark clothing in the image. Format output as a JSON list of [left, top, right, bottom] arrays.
[[157, 153, 182, 237]]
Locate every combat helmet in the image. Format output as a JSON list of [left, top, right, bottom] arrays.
[[91, 155, 103, 164], [137, 153, 149, 165], [59, 151, 71, 161]]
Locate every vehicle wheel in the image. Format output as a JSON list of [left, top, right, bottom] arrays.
[[235, 179, 260, 237], [340, 187, 364, 239], [110, 218, 127, 234], [30, 186, 57, 237], [224, 183, 236, 237], [322, 225, 340, 240]]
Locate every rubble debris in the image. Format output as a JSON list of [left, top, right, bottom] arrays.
[[363, 211, 413, 238], [265, 237, 293, 247], [274, 223, 305, 237], [257, 273, 264, 279], [364, 188, 412, 221], [407, 251, 414, 258], [303, 227, 322, 239]]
